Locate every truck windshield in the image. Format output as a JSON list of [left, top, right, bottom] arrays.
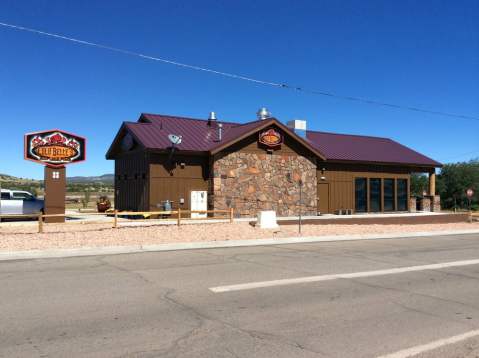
[[1, 192, 10, 200]]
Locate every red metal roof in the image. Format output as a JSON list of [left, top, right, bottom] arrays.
[[306, 130, 441, 166], [108, 113, 441, 167]]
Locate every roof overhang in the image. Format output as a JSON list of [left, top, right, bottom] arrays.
[[105, 122, 146, 159]]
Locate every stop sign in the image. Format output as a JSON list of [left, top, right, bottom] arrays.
[[466, 188, 474, 198]]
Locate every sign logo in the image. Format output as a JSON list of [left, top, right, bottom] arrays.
[[259, 128, 282, 147], [24, 130, 86, 167]]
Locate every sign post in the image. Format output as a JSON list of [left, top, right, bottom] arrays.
[[24, 130, 86, 223], [466, 188, 474, 223], [298, 179, 303, 234]]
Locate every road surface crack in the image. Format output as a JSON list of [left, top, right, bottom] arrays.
[[157, 288, 328, 357], [95, 257, 153, 284]]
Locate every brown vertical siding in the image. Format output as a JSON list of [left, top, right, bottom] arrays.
[[221, 131, 315, 156], [318, 163, 411, 213], [114, 151, 149, 211], [148, 153, 209, 211]]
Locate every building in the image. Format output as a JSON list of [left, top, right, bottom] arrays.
[[106, 110, 441, 217]]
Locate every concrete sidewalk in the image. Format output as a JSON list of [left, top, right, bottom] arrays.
[[1, 228, 479, 262]]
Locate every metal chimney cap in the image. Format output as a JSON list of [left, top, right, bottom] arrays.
[[208, 111, 217, 121], [257, 107, 272, 120]]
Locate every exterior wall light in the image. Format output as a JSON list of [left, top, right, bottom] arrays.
[[320, 167, 326, 180]]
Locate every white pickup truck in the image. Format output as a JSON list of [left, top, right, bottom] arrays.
[[0, 189, 44, 216]]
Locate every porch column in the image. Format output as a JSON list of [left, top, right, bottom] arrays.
[[429, 171, 436, 196]]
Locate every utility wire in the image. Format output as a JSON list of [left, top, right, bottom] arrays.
[[1, 21, 479, 122]]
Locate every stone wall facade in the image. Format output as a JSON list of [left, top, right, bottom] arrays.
[[431, 195, 441, 212], [419, 196, 431, 212], [212, 152, 317, 217], [409, 196, 417, 212], [418, 195, 441, 212]]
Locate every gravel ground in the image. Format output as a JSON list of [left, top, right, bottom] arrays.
[[0, 220, 478, 252]]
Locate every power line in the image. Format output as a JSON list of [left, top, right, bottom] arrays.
[[1, 21, 479, 122]]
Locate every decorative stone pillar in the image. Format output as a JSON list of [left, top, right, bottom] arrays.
[[419, 196, 432, 212], [409, 196, 417, 213], [429, 172, 436, 196], [431, 195, 441, 212]]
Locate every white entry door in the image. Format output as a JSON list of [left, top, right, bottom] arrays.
[[190, 191, 207, 218]]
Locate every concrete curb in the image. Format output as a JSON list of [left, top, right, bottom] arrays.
[[1, 229, 479, 262]]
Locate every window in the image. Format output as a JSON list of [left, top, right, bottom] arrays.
[[12, 192, 34, 201], [397, 179, 408, 211], [1, 192, 10, 200], [355, 178, 368, 213], [384, 179, 395, 211], [369, 178, 382, 212]]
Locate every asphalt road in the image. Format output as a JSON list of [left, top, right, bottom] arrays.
[[1, 234, 479, 358]]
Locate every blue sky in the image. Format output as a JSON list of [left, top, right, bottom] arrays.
[[1, 0, 478, 179]]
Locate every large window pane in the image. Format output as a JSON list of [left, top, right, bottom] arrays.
[[384, 179, 395, 211], [369, 178, 382, 212], [355, 178, 367, 213], [397, 179, 408, 211]]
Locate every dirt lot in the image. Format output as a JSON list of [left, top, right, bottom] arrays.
[[1, 220, 478, 252]]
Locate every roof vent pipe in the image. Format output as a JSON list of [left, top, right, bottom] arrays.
[[207, 111, 217, 126], [257, 107, 271, 120], [217, 123, 223, 141]]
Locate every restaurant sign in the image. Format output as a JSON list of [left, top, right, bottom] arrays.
[[24, 129, 86, 167], [259, 128, 282, 147]]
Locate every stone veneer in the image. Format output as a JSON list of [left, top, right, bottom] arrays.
[[212, 152, 317, 217], [431, 195, 441, 212], [418, 195, 441, 212], [419, 196, 431, 212], [409, 196, 417, 212]]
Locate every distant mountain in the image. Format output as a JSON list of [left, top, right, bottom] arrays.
[[67, 174, 114, 184], [0, 174, 40, 184], [0, 173, 114, 185]]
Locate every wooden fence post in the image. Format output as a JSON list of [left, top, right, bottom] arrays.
[[230, 207, 234, 223], [38, 213, 43, 234], [113, 210, 118, 228], [177, 208, 181, 226]]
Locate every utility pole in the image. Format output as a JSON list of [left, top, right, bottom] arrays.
[[298, 179, 303, 234]]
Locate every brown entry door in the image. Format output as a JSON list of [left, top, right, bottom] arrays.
[[317, 183, 330, 214]]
